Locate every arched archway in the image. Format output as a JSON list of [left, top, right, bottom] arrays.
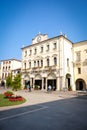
[[35, 74, 42, 89], [76, 78, 86, 90], [66, 74, 71, 89], [47, 73, 56, 90]]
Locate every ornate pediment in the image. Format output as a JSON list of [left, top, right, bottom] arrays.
[[34, 56, 43, 60], [32, 33, 48, 44]]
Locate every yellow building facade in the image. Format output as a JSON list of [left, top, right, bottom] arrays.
[[73, 41, 87, 90]]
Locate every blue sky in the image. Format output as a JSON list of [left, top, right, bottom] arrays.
[[0, 0, 87, 61]]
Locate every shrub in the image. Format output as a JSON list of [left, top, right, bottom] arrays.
[[68, 86, 72, 91], [6, 74, 12, 88], [12, 74, 21, 91], [4, 91, 13, 98], [34, 85, 39, 90]]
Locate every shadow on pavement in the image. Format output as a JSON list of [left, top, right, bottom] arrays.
[[0, 93, 87, 130]]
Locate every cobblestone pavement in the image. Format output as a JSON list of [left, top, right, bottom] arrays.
[[0, 87, 87, 111]]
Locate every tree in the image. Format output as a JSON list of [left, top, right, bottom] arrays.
[[12, 74, 21, 91], [6, 74, 12, 88]]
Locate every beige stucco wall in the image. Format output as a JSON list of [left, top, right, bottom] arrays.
[[73, 41, 87, 89]]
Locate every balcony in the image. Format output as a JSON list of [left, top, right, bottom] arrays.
[[44, 65, 57, 72], [22, 65, 57, 74], [74, 61, 81, 67], [31, 67, 43, 72], [22, 68, 31, 73]]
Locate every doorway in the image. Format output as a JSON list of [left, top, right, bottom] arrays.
[[66, 74, 71, 89], [47, 79, 56, 90], [76, 79, 86, 90], [35, 80, 42, 89]]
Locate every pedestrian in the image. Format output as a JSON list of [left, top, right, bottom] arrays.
[[27, 84, 29, 90], [29, 85, 31, 92], [47, 85, 51, 92], [53, 86, 56, 91]]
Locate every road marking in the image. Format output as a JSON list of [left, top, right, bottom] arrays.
[[0, 105, 48, 121]]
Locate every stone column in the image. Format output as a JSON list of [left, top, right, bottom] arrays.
[[21, 78, 24, 89], [46, 77, 47, 90], [42, 77, 44, 90], [30, 78, 32, 87], [33, 78, 35, 88], [56, 77, 60, 91]]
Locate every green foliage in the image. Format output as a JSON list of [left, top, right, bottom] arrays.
[[12, 74, 21, 91], [4, 91, 13, 98], [68, 86, 72, 91], [4, 91, 13, 94], [6, 74, 12, 88], [34, 85, 39, 90]]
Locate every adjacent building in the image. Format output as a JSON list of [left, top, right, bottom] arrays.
[[73, 41, 87, 90], [0, 59, 21, 84]]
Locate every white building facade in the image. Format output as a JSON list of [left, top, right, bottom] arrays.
[[21, 34, 75, 91], [0, 59, 21, 83]]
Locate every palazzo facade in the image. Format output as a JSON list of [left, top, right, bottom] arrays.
[[21, 33, 75, 91]]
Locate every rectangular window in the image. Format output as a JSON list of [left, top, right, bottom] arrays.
[[76, 52, 81, 61], [47, 45, 49, 51], [41, 47, 43, 53], [47, 59, 49, 66], [2, 73, 4, 78], [67, 58, 69, 67], [84, 49, 87, 59], [5, 73, 7, 78], [29, 62, 31, 68], [8, 66, 10, 70], [25, 51, 27, 57], [37, 61, 39, 67], [34, 61, 36, 67], [30, 50, 32, 55], [34, 48, 37, 54], [41, 60, 43, 67], [54, 57, 57, 66], [54, 43, 57, 49], [3, 67, 4, 71], [24, 63, 26, 69], [78, 68, 81, 74], [6, 66, 7, 71]]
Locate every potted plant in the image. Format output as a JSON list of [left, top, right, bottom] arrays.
[[68, 86, 72, 91], [34, 85, 38, 90]]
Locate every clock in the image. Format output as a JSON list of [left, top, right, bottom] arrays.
[[37, 35, 41, 42]]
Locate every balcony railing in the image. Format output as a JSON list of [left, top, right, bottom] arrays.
[[22, 65, 57, 74], [74, 61, 81, 66]]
